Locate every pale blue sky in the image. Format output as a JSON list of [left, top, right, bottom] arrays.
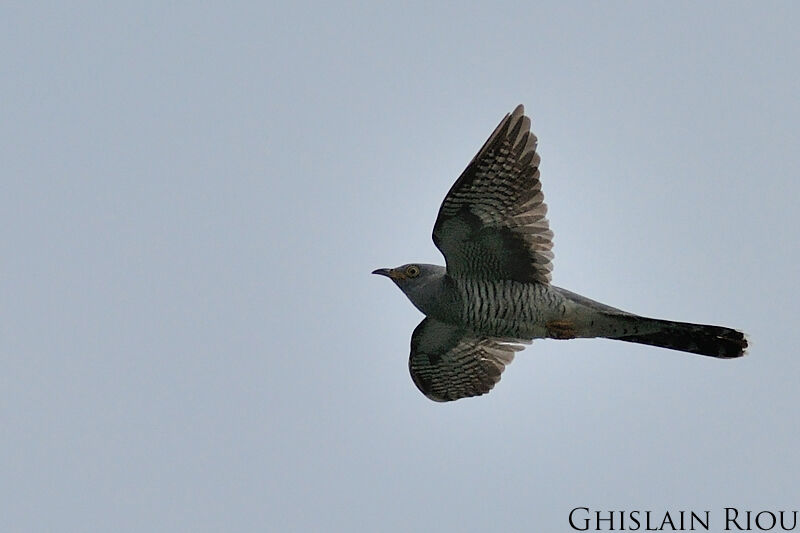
[[2, 2, 798, 531]]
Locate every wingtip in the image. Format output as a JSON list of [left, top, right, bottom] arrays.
[[507, 105, 535, 152]]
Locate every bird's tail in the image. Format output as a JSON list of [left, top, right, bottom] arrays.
[[610, 315, 748, 359]]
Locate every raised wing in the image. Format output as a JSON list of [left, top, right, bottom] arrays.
[[432, 105, 553, 283], [409, 318, 526, 402]]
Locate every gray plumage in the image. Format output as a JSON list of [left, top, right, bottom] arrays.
[[373, 105, 747, 402]]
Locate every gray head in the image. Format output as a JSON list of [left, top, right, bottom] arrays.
[[372, 263, 447, 315]]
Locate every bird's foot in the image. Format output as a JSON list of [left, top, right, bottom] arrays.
[[546, 319, 577, 340]]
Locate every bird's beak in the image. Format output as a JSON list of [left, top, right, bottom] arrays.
[[372, 268, 404, 280]]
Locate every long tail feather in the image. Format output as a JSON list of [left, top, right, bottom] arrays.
[[613, 316, 748, 359]]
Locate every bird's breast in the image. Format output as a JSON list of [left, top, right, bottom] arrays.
[[453, 278, 566, 338]]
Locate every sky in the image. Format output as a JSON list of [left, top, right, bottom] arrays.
[[2, 2, 799, 532]]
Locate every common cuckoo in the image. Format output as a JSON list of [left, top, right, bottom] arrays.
[[373, 105, 747, 402]]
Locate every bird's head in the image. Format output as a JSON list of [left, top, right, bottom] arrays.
[[372, 263, 447, 313]]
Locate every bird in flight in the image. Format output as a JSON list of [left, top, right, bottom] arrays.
[[373, 105, 747, 402]]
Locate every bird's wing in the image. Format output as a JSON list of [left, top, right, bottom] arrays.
[[409, 318, 527, 402], [432, 105, 553, 283]]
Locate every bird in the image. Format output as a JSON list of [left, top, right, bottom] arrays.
[[373, 105, 748, 402]]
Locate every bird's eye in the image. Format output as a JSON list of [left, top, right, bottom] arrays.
[[405, 265, 420, 278]]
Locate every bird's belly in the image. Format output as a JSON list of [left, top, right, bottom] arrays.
[[456, 279, 566, 339]]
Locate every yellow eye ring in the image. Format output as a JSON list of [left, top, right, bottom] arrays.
[[405, 265, 420, 278]]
